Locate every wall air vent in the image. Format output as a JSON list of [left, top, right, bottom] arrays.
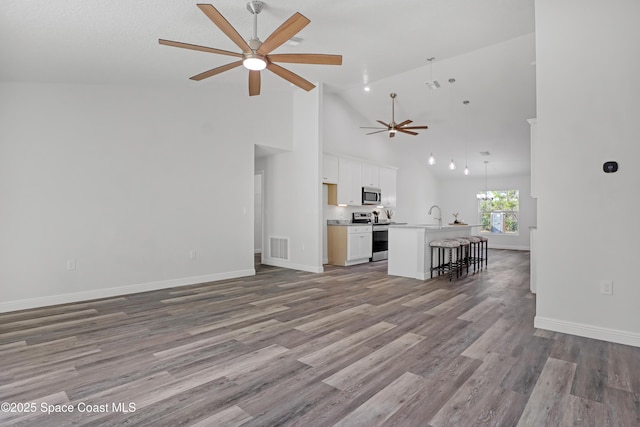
[[269, 236, 289, 260]]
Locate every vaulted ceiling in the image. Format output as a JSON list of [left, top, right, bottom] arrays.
[[0, 0, 536, 177]]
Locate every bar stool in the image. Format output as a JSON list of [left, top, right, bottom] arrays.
[[471, 235, 489, 269], [464, 236, 482, 272], [430, 239, 461, 281], [453, 238, 471, 276]]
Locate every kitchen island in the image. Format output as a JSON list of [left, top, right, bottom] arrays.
[[388, 224, 481, 280]]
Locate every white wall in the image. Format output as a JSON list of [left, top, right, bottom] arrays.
[[534, 0, 640, 346], [0, 82, 292, 312], [260, 87, 324, 273], [440, 174, 536, 250], [254, 172, 263, 253]]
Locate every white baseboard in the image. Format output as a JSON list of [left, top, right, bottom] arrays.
[[534, 316, 640, 348], [490, 244, 530, 251], [262, 257, 324, 274], [0, 269, 256, 314]]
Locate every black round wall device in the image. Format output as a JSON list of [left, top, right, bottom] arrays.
[[603, 161, 618, 173]]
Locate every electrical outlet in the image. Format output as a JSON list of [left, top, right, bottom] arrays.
[[189, 250, 197, 260], [66, 258, 76, 271], [600, 280, 613, 295]]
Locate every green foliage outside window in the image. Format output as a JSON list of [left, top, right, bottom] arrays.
[[478, 189, 519, 234]]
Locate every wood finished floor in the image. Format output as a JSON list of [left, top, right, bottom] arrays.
[[1, 249, 639, 426]]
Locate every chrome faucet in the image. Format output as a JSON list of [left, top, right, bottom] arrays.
[[428, 205, 442, 228]]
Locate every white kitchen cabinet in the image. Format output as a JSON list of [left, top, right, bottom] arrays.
[[379, 166, 397, 208], [348, 227, 373, 262], [322, 153, 339, 184], [336, 158, 362, 206], [361, 163, 379, 188], [327, 225, 372, 266]]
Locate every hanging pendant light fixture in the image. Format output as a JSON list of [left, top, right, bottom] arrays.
[[477, 160, 494, 200], [426, 58, 438, 165], [448, 78, 456, 171], [463, 100, 470, 175], [425, 57, 440, 89]]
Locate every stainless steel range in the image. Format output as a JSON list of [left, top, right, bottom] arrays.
[[352, 212, 389, 262]]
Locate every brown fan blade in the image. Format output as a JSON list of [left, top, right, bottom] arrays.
[[376, 120, 391, 128], [159, 39, 243, 57], [249, 70, 261, 96], [267, 53, 342, 65], [266, 62, 315, 91], [396, 128, 419, 136], [400, 125, 429, 130], [396, 119, 413, 127], [190, 60, 243, 81], [361, 127, 388, 129], [197, 4, 251, 52], [257, 12, 310, 55], [366, 130, 388, 135]]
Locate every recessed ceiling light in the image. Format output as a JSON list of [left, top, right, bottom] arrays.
[[287, 36, 303, 46], [364, 86, 370, 92]]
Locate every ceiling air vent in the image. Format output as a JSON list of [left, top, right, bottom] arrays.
[[479, 151, 491, 156]]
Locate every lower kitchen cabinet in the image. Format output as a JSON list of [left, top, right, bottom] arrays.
[[327, 225, 372, 266]]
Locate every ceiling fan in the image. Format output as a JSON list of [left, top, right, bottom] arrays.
[[361, 93, 429, 138], [159, 2, 342, 96]]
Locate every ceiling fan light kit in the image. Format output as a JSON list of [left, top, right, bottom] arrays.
[[159, 2, 342, 96], [243, 54, 267, 71]]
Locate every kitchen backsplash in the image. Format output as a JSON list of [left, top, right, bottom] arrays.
[[323, 185, 395, 223]]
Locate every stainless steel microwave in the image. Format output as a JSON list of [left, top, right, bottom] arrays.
[[362, 186, 382, 205]]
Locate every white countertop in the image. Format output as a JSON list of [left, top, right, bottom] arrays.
[[327, 220, 402, 226], [389, 223, 480, 230]]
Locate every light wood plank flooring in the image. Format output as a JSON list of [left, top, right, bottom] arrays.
[[1, 250, 639, 426]]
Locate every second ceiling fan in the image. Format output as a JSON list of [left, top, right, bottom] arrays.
[[159, 2, 342, 96], [362, 93, 429, 138]]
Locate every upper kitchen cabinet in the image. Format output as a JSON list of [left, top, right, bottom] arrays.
[[322, 153, 339, 184], [361, 163, 379, 188], [379, 166, 397, 207], [336, 158, 362, 206]]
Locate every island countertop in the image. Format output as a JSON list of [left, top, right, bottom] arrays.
[[389, 224, 480, 230]]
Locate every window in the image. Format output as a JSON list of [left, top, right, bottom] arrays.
[[477, 189, 519, 234]]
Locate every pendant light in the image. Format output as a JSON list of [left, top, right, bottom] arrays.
[[425, 57, 440, 89], [426, 58, 438, 165], [477, 160, 494, 200], [448, 78, 456, 171], [463, 100, 470, 175]]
